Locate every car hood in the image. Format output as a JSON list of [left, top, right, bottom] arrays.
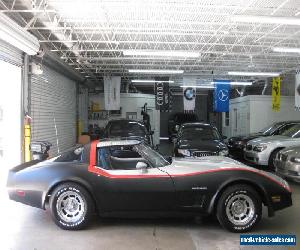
[[248, 135, 290, 146], [178, 139, 227, 152], [230, 132, 263, 142], [172, 156, 244, 169], [166, 156, 290, 190]]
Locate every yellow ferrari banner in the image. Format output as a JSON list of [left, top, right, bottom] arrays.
[[272, 77, 281, 112]]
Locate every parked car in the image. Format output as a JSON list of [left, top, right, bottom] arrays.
[[168, 112, 199, 141], [174, 123, 228, 157], [244, 123, 300, 168], [228, 121, 300, 158], [103, 119, 153, 146], [7, 139, 292, 232], [275, 146, 300, 183]]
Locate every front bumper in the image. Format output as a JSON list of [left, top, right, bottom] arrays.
[[244, 150, 269, 165], [228, 144, 244, 158], [275, 159, 300, 183]]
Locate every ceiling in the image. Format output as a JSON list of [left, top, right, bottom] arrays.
[[1, 0, 300, 87]]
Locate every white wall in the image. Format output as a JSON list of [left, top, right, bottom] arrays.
[[0, 60, 21, 169], [89, 93, 160, 146], [223, 95, 300, 137]]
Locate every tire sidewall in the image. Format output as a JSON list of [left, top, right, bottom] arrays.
[[217, 186, 261, 233], [269, 148, 282, 169], [50, 184, 91, 230]]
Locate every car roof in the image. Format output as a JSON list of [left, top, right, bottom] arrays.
[[181, 122, 213, 128], [280, 120, 300, 124], [107, 119, 145, 125], [96, 139, 142, 148]]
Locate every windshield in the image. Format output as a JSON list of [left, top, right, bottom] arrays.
[[134, 143, 169, 168], [109, 122, 147, 137], [180, 126, 221, 140], [260, 122, 283, 136], [280, 124, 300, 138]]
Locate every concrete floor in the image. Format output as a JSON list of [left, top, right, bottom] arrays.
[[0, 142, 299, 250]]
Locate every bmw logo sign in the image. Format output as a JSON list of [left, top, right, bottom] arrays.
[[184, 87, 196, 101]]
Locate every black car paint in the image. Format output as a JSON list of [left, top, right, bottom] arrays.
[[228, 121, 300, 158], [174, 123, 228, 157], [168, 113, 199, 140], [7, 141, 292, 219], [103, 119, 152, 146]]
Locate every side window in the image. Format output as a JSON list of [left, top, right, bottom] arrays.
[[54, 147, 84, 162], [110, 146, 147, 170], [96, 147, 112, 170]]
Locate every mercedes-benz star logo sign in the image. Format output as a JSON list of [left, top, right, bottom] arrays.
[[184, 87, 196, 101], [218, 89, 229, 102]]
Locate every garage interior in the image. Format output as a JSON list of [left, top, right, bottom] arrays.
[[0, 0, 300, 249]]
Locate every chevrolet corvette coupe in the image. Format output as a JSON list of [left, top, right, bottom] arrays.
[[7, 140, 292, 232]]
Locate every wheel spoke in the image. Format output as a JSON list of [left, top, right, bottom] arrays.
[[225, 193, 255, 226], [56, 191, 85, 223]]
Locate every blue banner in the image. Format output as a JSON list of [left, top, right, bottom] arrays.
[[240, 234, 296, 246], [213, 80, 230, 112]]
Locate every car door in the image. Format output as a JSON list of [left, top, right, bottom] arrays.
[[89, 145, 175, 212]]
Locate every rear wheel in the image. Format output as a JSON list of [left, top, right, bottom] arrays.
[[216, 184, 262, 233], [49, 182, 94, 230]]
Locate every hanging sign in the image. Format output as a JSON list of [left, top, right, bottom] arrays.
[[213, 80, 230, 112], [272, 76, 280, 112], [104, 76, 121, 110], [182, 76, 196, 111], [295, 70, 300, 110], [155, 81, 169, 111]]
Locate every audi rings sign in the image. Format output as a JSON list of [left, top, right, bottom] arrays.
[[155, 81, 169, 111], [213, 80, 230, 112]]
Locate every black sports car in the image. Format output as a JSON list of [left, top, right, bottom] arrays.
[[103, 119, 153, 146], [168, 112, 199, 141], [7, 139, 292, 232], [174, 123, 228, 157], [228, 121, 300, 158]]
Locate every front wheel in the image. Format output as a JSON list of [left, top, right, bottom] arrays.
[[268, 148, 283, 170], [216, 184, 262, 233], [49, 182, 94, 230]]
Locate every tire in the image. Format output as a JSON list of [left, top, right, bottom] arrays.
[[216, 184, 262, 233], [49, 182, 94, 230], [268, 148, 283, 170]]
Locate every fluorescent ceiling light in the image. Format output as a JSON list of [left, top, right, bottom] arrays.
[[273, 47, 300, 53], [123, 50, 200, 58], [211, 81, 252, 86], [128, 69, 184, 74], [0, 13, 39, 55], [180, 85, 215, 89], [228, 71, 280, 77], [230, 81, 253, 86], [232, 15, 300, 26], [131, 80, 174, 83]]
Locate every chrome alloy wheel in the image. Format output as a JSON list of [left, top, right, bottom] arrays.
[[56, 191, 85, 223], [225, 194, 255, 226]]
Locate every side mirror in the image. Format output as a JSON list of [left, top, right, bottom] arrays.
[[136, 161, 148, 173], [222, 136, 227, 140], [175, 125, 180, 132], [149, 130, 154, 135]]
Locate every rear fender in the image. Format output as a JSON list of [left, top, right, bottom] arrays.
[[42, 177, 99, 211]]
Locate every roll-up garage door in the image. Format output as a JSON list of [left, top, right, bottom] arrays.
[[31, 65, 77, 157], [0, 39, 22, 66]]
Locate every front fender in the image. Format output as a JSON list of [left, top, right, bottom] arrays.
[[207, 177, 273, 216]]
